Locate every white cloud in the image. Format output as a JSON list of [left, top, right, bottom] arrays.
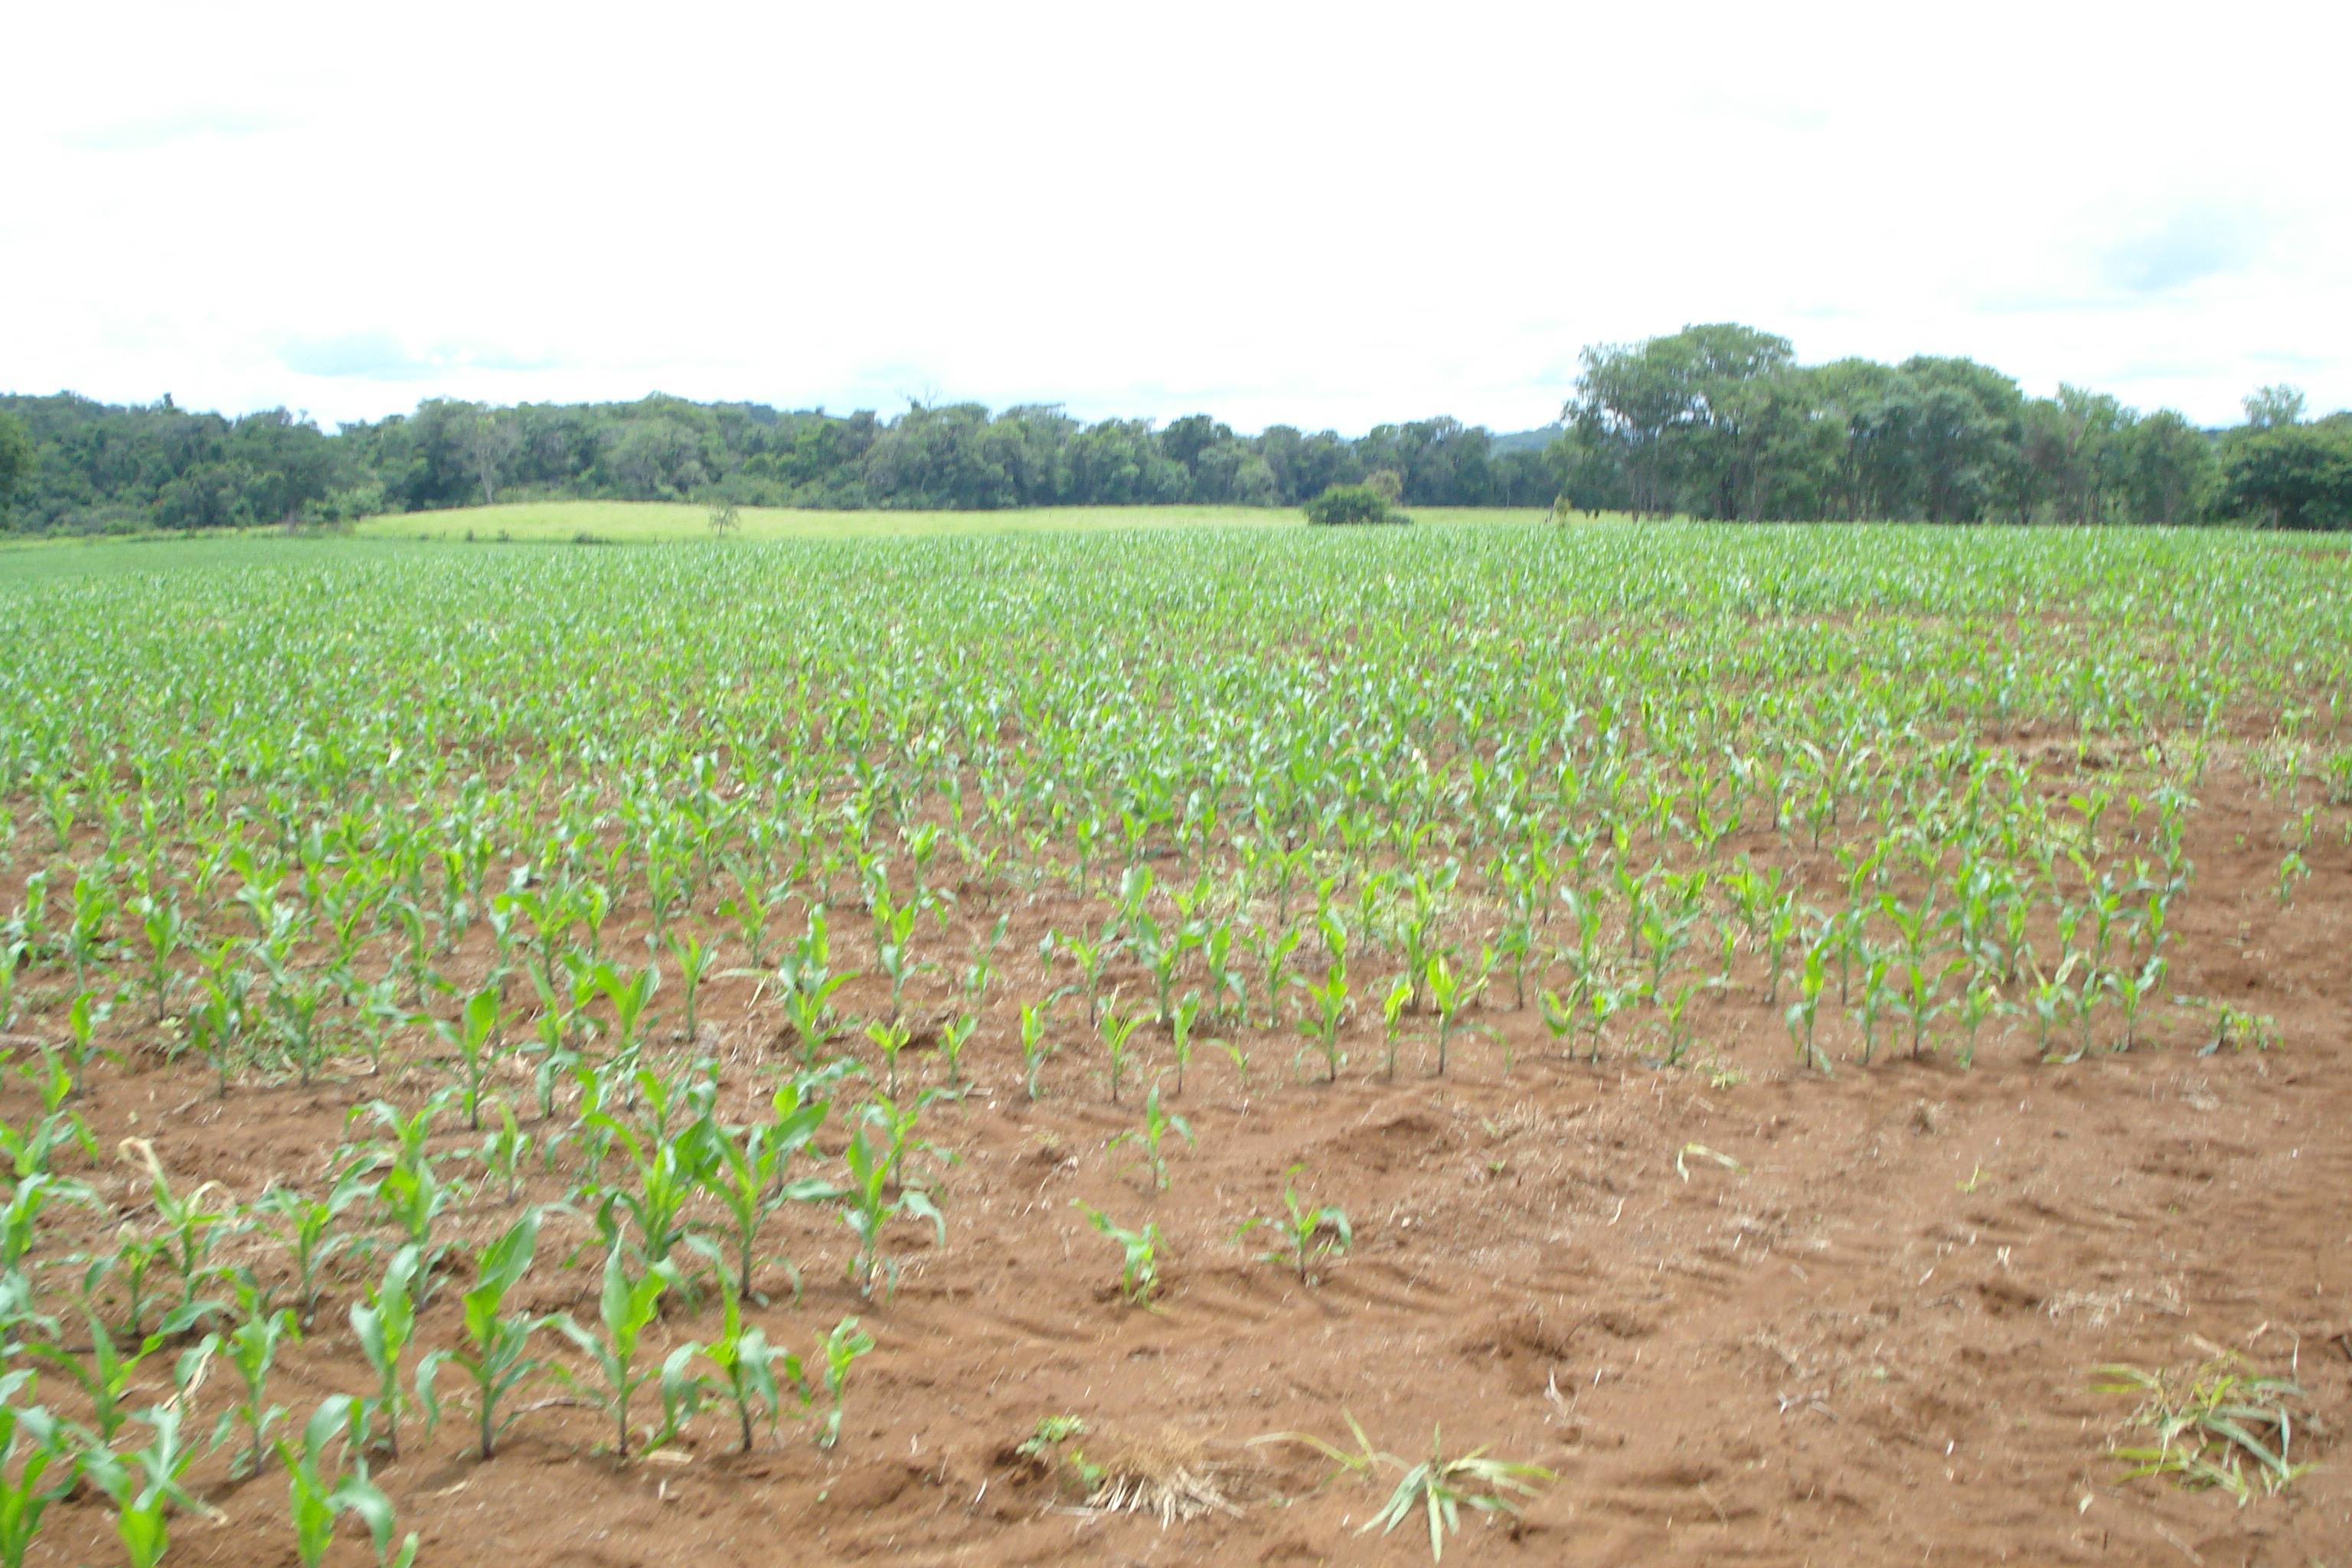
[[5, 0, 2346, 431]]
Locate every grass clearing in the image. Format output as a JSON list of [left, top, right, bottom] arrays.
[[351, 499, 1557, 544]]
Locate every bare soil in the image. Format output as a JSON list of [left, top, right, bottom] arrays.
[[13, 769, 2351, 1567]]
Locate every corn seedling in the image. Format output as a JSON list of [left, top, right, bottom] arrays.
[[663, 926, 719, 1042], [1106, 1085, 1194, 1191], [836, 1093, 947, 1298], [1785, 942, 1828, 1073], [1956, 978, 2002, 1069], [1380, 975, 1413, 1080], [31, 1313, 163, 1449], [1250, 923, 1305, 1029], [1076, 1204, 1161, 1303], [421, 985, 504, 1131], [1233, 1164, 1351, 1284], [936, 1012, 978, 1089], [803, 1315, 875, 1450], [85, 1402, 210, 1568], [126, 1145, 236, 1322], [0, 1378, 70, 1568], [696, 1279, 791, 1452], [214, 1282, 297, 1478], [585, 1106, 710, 1280], [1425, 955, 1488, 1077], [2028, 954, 2079, 1060], [349, 1245, 425, 1458], [279, 1395, 416, 1568], [1295, 962, 1350, 1083], [1167, 991, 1202, 1096], [1256, 1416, 1550, 1563], [864, 1018, 912, 1098], [2275, 849, 2309, 906], [554, 1243, 671, 1461], [2105, 955, 2167, 1050], [687, 1070, 835, 1300], [257, 1160, 372, 1329], [1098, 1001, 1143, 1104], [420, 1211, 546, 1459], [1019, 999, 1057, 1101]]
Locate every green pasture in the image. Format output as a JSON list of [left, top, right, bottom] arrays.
[[349, 500, 1556, 544]]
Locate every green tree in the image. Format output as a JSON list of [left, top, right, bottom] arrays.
[[2242, 384, 2307, 431], [1568, 324, 1795, 518], [1899, 357, 2022, 523], [2118, 410, 2217, 524], [0, 412, 31, 519], [2223, 419, 2352, 529]]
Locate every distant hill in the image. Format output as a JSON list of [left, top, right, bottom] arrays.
[[1488, 424, 1564, 456]]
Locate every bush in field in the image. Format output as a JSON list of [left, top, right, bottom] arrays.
[[1303, 482, 1408, 527]]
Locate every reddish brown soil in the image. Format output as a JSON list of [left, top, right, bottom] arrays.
[[11, 768, 2351, 1568]]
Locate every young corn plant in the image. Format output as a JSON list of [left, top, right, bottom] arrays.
[[257, 1161, 373, 1328], [1424, 956, 1488, 1077], [663, 926, 719, 1043], [85, 1409, 202, 1568], [2105, 955, 2167, 1050], [687, 1071, 835, 1301], [871, 891, 929, 1021], [32, 1314, 163, 1449], [0, 1380, 71, 1568], [1075, 1204, 1161, 1305], [555, 1243, 671, 1462], [1785, 943, 1829, 1073], [777, 962, 854, 1066], [589, 959, 660, 1080], [360, 1102, 457, 1289], [1380, 975, 1413, 1080], [1233, 1164, 1351, 1285], [719, 878, 779, 970], [697, 1279, 792, 1454], [1250, 923, 1305, 1029], [1955, 978, 2004, 1069], [864, 1019, 912, 1099], [1851, 949, 1893, 1065], [1019, 999, 1058, 1101], [420, 1210, 546, 1460], [804, 1315, 877, 1450], [836, 1095, 947, 1298], [479, 1096, 532, 1203], [1098, 1002, 1144, 1104], [1106, 1085, 1194, 1192], [1652, 982, 1698, 1068], [280, 1395, 415, 1568], [1295, 962, 1350, 1083], [1166, 992, 1203, 1096], [586, 1109, 710, 1282], [1257, 1416, 1550, 1564], [2027, 954, 2080, 1060], [132, 1148, 236, 1325], [349, 1245, 425, 1459], [423, 985, 504, 1132], [214, 1283, 297, 1478]]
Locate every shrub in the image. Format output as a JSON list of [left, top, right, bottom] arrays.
[[1303, 484, 1407, 527]]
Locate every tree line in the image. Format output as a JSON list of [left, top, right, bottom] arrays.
[[1554, 324, 2346, 528], [0, 326, 2345, 532], [0, 394, 1556, 533]]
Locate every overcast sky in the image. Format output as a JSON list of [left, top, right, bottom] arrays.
[[8, 0, 2345, 433]]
